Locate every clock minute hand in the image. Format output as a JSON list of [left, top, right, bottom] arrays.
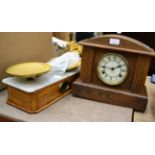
[[116, 65, 122, 68], [106, 65, 121, 70]]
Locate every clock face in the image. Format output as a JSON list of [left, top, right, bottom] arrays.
[[97, 53, 129, 86]]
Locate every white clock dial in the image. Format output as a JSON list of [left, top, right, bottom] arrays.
[[97, 53, 129, 86]]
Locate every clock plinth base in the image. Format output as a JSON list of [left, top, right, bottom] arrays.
[[72, 79, 147, 111]]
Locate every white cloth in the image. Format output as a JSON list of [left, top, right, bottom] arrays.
[[48, 52, 80, 74]]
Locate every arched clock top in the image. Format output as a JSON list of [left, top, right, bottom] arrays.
[[80, 34, 155, 57]]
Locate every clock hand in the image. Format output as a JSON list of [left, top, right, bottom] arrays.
[[104, 65, 121, 70], [105, 67, 115, 71], [104, 66, 112, 69], [116, 65, 122, 68], [105, 65, 121, 70]]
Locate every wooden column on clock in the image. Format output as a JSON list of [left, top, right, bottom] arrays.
[[72, 34, 155, 111]]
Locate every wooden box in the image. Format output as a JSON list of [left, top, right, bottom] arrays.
[[3, 71, 79, 113]]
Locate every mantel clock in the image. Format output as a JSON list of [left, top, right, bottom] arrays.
[[72, 34, 155, 111]]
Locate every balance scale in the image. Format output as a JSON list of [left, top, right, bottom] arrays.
[[3, 69, 79, 113]]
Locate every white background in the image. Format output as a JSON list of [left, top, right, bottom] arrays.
[[0, 0, 155, 155]]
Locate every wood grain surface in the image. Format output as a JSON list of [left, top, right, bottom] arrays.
[[73, 34, 155, 111], [7, 73, 79, 113]]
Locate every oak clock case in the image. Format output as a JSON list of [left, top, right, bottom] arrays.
[[72, 34, 155, 111]]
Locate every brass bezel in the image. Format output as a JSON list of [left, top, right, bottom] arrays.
[[97, 53, 129, 86]]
